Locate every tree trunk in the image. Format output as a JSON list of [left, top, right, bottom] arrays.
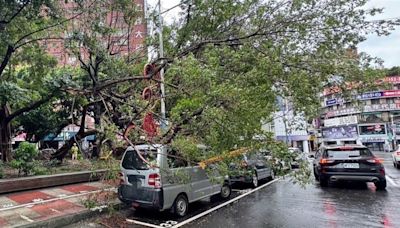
[[0, 105, 12, 162], [92, 102, 102, 158]]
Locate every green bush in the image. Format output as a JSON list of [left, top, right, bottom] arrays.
[[10, 142, 39, 176], [32, 161, 49, 175]]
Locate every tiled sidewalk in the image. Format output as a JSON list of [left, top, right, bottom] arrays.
[[0, 182, 111, 227]]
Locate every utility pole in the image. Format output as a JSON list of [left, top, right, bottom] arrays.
[[158, 0, 167, 130]]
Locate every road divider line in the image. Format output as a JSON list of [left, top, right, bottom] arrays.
[[0, 187, 116, 212], [126, 219, 164, 228], [171, 178, 281, 228]]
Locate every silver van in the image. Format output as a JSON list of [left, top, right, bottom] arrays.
[[117, 144, 231, 217]]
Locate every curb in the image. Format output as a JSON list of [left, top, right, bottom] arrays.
[[18, 203, 127, 228], [0, 170, 108, 194]]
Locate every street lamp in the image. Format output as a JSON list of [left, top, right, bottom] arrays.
[[390, 113, 400, 151]]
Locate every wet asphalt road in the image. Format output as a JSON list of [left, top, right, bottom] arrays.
[[187, 151, 400, 228]]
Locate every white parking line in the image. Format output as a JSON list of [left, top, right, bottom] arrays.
[[126, 219, 164, 228], [170, 178, 281, 228]]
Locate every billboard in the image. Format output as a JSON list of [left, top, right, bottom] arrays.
[[322, 125, 358, 139], [359, 124, 386, 135]]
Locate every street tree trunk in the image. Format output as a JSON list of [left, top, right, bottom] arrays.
[[0, 105, 12, 162]]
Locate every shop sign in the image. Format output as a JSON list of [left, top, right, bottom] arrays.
[[325, 107, 359, 118], [360, 136, 386, 143], [357, 91, 383, 100], [363, 103, 400, 112], [324, 116, 358, 127], [383, 76, 400, 84], [382, 90, 400, 97], [325, 99, 337, 106]]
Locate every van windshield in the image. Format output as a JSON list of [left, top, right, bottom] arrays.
[[122, 149, 158, 170]]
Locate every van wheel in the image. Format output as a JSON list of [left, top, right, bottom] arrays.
[[173, 194, 189, 217], [270, 169, 275, 180], [220, 184, 231, 199], [252, 171, 259, 188]]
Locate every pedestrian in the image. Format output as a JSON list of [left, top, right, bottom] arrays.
[[71, 143, 79, 160], [383, 143, 389, 153]]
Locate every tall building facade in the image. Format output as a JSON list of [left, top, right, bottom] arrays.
[[44, 0, 147, 65], [319, 75, 400, 151], [262, 97, 312, 153]]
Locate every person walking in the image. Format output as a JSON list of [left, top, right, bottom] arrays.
[[71, 143, 79, 160]]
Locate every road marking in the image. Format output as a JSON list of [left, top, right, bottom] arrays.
[[0, 187, 116, 212], [386, 176, 398, 187], [20, 214, 34, 223], [126, 219, 164, 228], [170, 178, 281, 228]]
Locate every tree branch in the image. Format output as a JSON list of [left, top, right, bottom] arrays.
[[161, 108, 204, 144], [5, 93, 55, 123], [0, 45, 15, 77]]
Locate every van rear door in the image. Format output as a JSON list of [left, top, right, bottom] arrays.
[[119, 146, 163, 209]]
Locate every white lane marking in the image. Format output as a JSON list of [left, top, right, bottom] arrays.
[[171, 178, 281, 228], [20, 214, 34, 223], [126, 219, 164, 228], [386, 176, 398, 187], [0, 187, 116, 212]]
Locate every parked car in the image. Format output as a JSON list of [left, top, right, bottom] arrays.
[[313, 144, 386, 190], [289, 147, 308, 168], [392, 149, 400, 169], [118, 144, 231, 217], [229, 152, 274, 188]]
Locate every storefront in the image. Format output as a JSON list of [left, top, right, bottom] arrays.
[[359, 124, 388, 151]]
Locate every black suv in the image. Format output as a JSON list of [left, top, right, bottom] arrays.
[[313, 145, 386, 190]]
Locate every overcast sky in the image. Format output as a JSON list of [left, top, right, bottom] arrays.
[[152, 0, 400, 68]]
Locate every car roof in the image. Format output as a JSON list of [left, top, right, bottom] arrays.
[[321, 144, 367, 150]]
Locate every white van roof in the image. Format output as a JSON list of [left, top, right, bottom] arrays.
[[126, 144, 164, 151]]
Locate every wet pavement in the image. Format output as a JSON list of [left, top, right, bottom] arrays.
[[187, 151, 400, 228], [66, 151, 400, 228]]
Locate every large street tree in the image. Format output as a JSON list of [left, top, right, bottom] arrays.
[[143, 0, 399, 162], [0, 0, 68, 161]]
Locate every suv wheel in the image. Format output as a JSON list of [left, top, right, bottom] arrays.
[[375, 180, 387, 190], [319, 176, 328, 187], [252, 171, 259, 188], [173, 194, 189, 217]]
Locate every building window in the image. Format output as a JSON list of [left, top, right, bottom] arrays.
[[371, 99, 380, 105]]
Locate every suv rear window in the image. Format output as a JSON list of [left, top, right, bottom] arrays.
[[326, 148, 372, 159], [122, 149, 157, 170]]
